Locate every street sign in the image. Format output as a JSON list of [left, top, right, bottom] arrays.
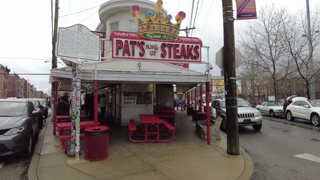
[[215, 47, 242, 69], [56, 24, 100, 63]]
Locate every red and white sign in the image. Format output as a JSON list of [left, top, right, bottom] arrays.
[[110, 31, 202, 63]]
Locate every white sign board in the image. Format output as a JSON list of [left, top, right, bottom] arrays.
[[57, 24, 100, 63], [123, 96, 137, 105], [215, 47, 242, 69], [268, 96, 275, 101]]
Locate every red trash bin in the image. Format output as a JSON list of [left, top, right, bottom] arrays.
[[84, 126, 109, 161]]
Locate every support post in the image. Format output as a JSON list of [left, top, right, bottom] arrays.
[[53, 82, 58, 136], [68, 63, 81, 160], [205, 82, 210, 145], [306, 0, 315, 100], [222, 0, 239, 155], [200, 84, 203, 112], [94, 80, 98, 126], [194, 87, 197, 110], [187, 92, 190, 106]]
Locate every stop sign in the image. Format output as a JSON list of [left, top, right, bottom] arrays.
[[215, 47, 242, 69]]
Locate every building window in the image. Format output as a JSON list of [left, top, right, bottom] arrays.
[[129, 20, 137, 32], [110, 22, 119, 33]]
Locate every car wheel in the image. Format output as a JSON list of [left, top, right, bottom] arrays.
[[286, 111, 294, 121], [24, 135, 33, 157], [252, 124, 262, 131], [220, 118, 227, 132], [270, 110, 275, 117], [311, 114, 320, 127]]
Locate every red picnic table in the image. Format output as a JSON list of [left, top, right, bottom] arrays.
[[56, 121, 100, 135], [128, 114, 176, 143], [155, 108, 176, 125]]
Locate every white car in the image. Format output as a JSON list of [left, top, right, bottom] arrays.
[[257, 101, 284, 117], [285, 98, 320, 127]]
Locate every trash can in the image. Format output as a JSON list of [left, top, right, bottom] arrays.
[[192, 110, 201, 121], [187, 107, 194, 115], [84, 126, 109, 161]]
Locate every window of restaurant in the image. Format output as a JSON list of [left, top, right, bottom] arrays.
[[123, 92, 153, 105], [110, 22, 119, 33], [129, 20, 136, 32]]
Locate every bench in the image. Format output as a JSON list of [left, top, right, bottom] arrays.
[[60, 134, 85, 154], [160, 120, 176, 142]]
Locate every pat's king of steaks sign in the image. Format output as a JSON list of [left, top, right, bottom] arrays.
[[110, 0, 202, 64]]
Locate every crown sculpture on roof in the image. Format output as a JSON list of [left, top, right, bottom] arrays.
[[131, 0, 186, 41]]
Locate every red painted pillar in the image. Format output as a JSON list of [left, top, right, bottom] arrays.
[[187, 92, 190, 106], [206, 82, 211, 145], [94, 80, 98, 126], [53, 82, 58, 136], [200, 84, 203, 112], [194, 87, 197, 110]]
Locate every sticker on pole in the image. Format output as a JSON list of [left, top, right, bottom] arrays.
[[56, 24, 101, 63]]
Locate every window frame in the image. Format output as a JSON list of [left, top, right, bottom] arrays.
[[129, 20, 137, 32], [110, 22, 119, 33]]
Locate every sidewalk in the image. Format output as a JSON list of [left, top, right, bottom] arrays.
[[28, 111, 253, 180]]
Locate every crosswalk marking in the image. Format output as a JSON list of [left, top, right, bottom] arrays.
[[0, 162, 4, 169], [294, 153, 320, 163]]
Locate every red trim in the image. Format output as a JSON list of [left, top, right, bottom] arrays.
[[194, 88, 197, 110], [94, 80, 98, 126], [200, 84, 203, 112], [53, 82, 58, 136]]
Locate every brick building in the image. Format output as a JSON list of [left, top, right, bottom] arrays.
[[35, 91, 43, 98], [0, 64, 11, 99], [21, 78, 28, 98], [8, 74, 23, 98]]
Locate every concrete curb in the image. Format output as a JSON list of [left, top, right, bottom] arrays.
[[263, 116, 320, 132], [27, 123, 48, 180], [220, 132, 254, 180]]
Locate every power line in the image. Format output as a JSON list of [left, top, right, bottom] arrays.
[[66, 0, 72, 25], [191, 0, 200, 37], [79, 11, 98, 24], [59, 5, 99, 17], [200, 0, 215, 38], [0, 57, 51, 60], [193, 0, 204, 36]]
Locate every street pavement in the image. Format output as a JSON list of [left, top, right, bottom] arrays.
[[0, 140, 37, 180], [239, 116, 320, 180]]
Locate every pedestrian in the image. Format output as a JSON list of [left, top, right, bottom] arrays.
[[57, 98, 65, 116], [283, 100, 289, 112], [100, 94, 106, 121], [62, 94, 70, 115]]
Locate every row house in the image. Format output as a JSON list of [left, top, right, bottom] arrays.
[[8, 74, 23, 98], [35, 91, 43, 98], [0, 64, 10, 98]]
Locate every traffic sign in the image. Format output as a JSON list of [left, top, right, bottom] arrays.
[[215, 47, 242, 69]]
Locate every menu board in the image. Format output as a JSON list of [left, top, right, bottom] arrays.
[[123, 92, 153, 105]]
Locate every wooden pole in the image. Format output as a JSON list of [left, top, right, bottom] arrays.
[[222, 0, 239, 155], [52, 0, 59, 69]]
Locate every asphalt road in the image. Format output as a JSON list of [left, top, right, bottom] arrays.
[[239, 116, 320, 180], [0, 139, 37, 180]]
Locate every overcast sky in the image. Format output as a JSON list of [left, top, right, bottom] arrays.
[[0, 0, 318, 94]]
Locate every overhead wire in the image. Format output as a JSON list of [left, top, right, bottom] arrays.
[[0, 57, 51, 60], [191, 0, 200, 37], [59, 5, 99, 17], [193, 0, 204, 36], [78, 11, 98, 24], [51, 0, 54, 38], [200, 0, 215, 38], [66, 0, 72, 25]]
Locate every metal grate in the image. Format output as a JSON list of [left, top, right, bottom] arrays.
[[238, 113, 254, 119]]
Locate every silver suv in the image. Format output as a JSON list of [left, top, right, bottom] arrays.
[[211, 98, 263, 131]]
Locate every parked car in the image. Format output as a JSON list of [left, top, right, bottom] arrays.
[[38, 99, 48, 118], [202, 94, 224, 112], [256, 101, 284, 117], [0, 99, 40, 156], [22, 99, 44, 130], [211, 98, 263, 131], [285, 98, 320, 127]]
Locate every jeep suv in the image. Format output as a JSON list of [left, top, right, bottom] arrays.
[[211, 98, 263, 131]]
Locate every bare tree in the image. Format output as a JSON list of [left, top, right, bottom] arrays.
[[238, 5, 293, 100], [281, 8, 320, 99]]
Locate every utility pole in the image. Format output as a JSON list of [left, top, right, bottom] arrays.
[[180, 27, 196, 37], [52, 0, 59, 69], [222, 0, 239, 155], [306, 0, 315, 100]]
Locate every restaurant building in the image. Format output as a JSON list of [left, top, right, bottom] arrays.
[[51, 0, 212, 143]]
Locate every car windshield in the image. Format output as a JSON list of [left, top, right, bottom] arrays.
[[0, 102, 27, 116], [29, 100, 39, 107], [39, 100, 46, 106], [268, 102, 279, 106], [221, 100, 251, 108], [309, 100, 320, 107]]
